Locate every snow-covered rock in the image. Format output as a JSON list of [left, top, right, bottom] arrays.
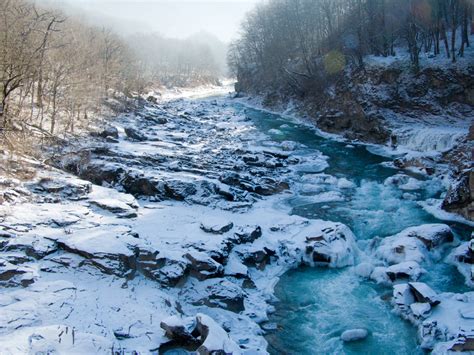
[[448, 236, 474, 287], [303, 226, 357, 268], [340, 328, 369, 342], [392, 282, 474, 351]]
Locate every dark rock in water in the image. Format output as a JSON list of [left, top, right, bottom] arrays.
[[442, 170, 473, 221], [200, 222, 234, 235], [394, 157, 436, 175], [233, 225, 262, 244], [455, 238, 474, 264], [312, 251, 331, 264], [125, 127, 147, 141]]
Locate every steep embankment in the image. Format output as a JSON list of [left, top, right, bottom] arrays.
[[236, 56, 474, 221]]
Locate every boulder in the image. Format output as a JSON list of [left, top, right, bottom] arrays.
[[185, 252, 224, 281], [408, 282, 440, 306], [238, 247, 275, 270], [200, 222, 234, 235], [89, 198, 138, 218], [442, 170, 474, 221], [124, 127, 147, 141], [99, 126, 119, 139], [36, 177, 92, 200], [340, 329, 368, 342], [160, 314, 240, 355], [233, 225, 262, 244], [409, 302, 431, 319], [160, 315, 199, 346], [185, 278, 245, 313], [304, 230, 356, 268], [371, 261, 424, 284], [0, 259, 36, 287], [196, 314, 240, 354]]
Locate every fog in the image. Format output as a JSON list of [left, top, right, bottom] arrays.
[[40, 0, 261, 42]]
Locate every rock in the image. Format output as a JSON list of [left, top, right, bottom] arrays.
[[185, 278, 245, 313], [0, 259, 36, 287], [442, 170, 474, 221], [185, 252, 224, 281], [105, 136, 119, 143], [408, 282, 440, 306], [238, 247, 275, 270], [160, 315, 199, 346], [449, 238, 474, 287], [142, 257, 189, 287], [372, 261, 424, 284], [146, 95, 158, 104], [373, 224, 453, 266], [124, 127, 147, 141], [233, 225, 262, 244], [36, 177, 92, 200], [340, 328, 368, 342], [89, 198, 138, 218], [99, 126, 119, 139], [160, 314, 239, 354], [200, 222, 234, 235], [304, 229, 356, 268], [406, 224, 454, 250], [409, 302, 432, 319], [196, 313, 240, 354], [449, 337, 474, 351], [392, 283, 415, 310], [224, 256, 248, 278]]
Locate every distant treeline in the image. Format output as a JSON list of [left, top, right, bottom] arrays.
[[228, 0, 473, 96], [128, 32, 228, 88], [0, 0, 224, 138]]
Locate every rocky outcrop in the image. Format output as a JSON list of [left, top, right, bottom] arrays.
[[392, 282, 474, 351], [160, 314, 240, 354], [448, 236, 474, 287], [442, 170, 474, 221], [239, 64, 473, 145]]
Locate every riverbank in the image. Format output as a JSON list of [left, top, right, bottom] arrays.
[[0, 87, 473, 354]]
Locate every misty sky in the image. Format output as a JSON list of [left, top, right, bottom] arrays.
[[42, 0, 261, 42]]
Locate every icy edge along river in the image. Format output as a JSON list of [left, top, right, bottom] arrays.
[[234, 104, 472, 355]]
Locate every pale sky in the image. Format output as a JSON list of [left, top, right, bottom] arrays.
[[41, 0, 262, 42]]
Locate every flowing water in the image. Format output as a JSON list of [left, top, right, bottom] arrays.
[[234, 104, 472, 355]]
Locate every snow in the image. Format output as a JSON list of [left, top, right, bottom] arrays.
[[340, 328, 369, 342]]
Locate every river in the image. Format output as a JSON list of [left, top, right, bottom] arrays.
[[231, 103, 471, 355]]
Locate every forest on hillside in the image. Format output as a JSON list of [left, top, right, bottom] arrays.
[[228, 0, 473, 96], [0, 0, 225, 143]]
